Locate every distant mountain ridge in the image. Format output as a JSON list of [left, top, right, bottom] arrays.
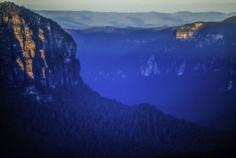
[[69, 15, 236, 131], [223, 16, 236, 23], [37, 10, 236, 29]]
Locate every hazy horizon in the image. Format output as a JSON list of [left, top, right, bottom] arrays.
[[1, 0, 236, 13], [36, 10, 236, 14]]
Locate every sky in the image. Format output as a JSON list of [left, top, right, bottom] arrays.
[[1, 0, 236, 13]]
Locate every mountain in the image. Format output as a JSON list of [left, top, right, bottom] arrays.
[[68, 17, 236, 131], [36, 10, 236, 29], [223, 16, 236, 24], [0, 2, 235, 158], [0, 1, 80, 89]]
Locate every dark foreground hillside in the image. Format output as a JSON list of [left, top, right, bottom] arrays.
[[0, 2, 235, 158], [1, 82, 235, 158]]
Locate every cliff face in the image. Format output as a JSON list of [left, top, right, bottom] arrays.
[[0, 2, 80, 89], [176, 22, 204, 39]]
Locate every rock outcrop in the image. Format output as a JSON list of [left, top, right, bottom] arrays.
[[0, 2, 80, 90], [176, 22, 204, 39]]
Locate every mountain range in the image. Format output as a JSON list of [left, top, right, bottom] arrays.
[[37, 10, 236, 29], [0, 2, 235, 158], [68, 16, 236, 131]]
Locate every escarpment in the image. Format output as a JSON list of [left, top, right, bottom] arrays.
[[176, 22, 204, 39], [0, 2, 80, 90]]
